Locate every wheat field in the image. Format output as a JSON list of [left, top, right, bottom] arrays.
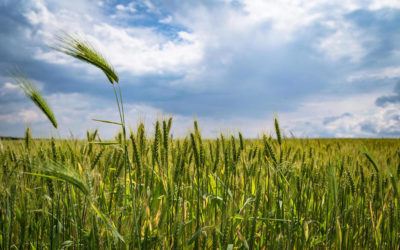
[[1, 123, 400, 249]]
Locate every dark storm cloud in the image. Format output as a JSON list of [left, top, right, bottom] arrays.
[[376, 80, 400, 106]]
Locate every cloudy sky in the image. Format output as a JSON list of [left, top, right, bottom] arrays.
[[1, 0, 400, 138]]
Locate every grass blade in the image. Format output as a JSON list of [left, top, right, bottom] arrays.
[[91, 203, 125, 243], [92, 119, 123, 125]]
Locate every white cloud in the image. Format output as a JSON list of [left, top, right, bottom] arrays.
[[23, 0, 385, 82], [159, 15, 172, 24], [0, 82, 20, 97], [19, 109, 42, 123], [90, 24, 203, 75], [116, 3, 136, 13], [0, 80, 46, 99], [241, 0, 323, 32], [369, 0, 400, 10], [347, 66, 400, 82], [0, 113, 19, 124], [24, 0, 204, 77], [143, 0, 157, 13], [317, 22, 369, 63], [278, 91, 400, 137], [0, 108, 44, 124], [323, 104, 400, 137], [234, 0, 382, 63]]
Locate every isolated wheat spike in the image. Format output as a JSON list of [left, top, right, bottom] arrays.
[[11, 69, 58, 128], [53, 33, 119, 84]]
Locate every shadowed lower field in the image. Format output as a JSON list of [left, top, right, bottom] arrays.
[[1, 122, 400, 249]]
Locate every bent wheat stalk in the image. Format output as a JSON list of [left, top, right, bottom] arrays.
[[53, 33, 140, 249]]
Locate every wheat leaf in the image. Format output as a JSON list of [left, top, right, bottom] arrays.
[[92, 118, 123, 125]]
